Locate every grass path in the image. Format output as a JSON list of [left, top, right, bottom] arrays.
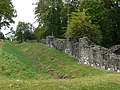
[[0, 74, 120, 90]]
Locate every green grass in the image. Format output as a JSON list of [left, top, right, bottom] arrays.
[[1, 42, 49, 80], [0, 74, 120, 90], [12, 42, 111, 78], [0, 41, 120, 90]]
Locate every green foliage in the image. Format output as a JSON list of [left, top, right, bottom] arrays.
[[34, 0, 81, 38], [35, 0, 62, 37], [0, 0, 16, 29], [78, 0, 120, 47], [15, 22, 35, 43], [60, 0, 81, 37], [34, 0, 120, 47], [34, 26, 45, 41], [66, 11, 102, 44]]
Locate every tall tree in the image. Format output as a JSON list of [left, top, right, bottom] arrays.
[[15, 22, 35, 43], [66, 11, 102, 44], [34, 26, 45, 42], [60, 0, 81, 37], [35, 0, 62, 38], [34, 0, 81, 38], [77, 0, 120, 47], [0, 0, 16, 29], [108, 0, 120, 46]]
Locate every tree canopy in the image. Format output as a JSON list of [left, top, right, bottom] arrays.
[[15, 21, 35, 43], [66, 0, 120, 47], [34, 0, 81, 38], [66, 11, 102, 44], [0, 0, 17, 29], [34, 0, 120, 47]]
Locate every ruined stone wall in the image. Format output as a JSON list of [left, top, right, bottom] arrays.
[[45, 36, 120, 72]]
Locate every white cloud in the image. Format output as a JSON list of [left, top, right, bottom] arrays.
[[13, 0, 35, 22]]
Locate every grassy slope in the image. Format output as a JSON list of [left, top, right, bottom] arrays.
[[0, 41, 120, 90], [12, 42, 111, 78], [0, 41, 48, 80]]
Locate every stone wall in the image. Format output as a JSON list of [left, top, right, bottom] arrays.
[[45, 36, 120, 72]]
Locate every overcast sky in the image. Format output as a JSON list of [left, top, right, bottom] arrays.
[[2, 0, 38, 34]]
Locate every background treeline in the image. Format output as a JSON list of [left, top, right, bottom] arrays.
[[34, 0, 120, 48], [15, 22, 36, 43], [1, 0, 119, 48]]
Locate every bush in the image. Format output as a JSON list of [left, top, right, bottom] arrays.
[[65, 11, 102, 44]]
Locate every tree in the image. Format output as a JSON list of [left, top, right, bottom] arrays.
[[78, 0, 120, 47], [108, 0, 120, 46], [34, 0, 81, 38], [0, 0, 17, 29], [35, 0, 63, 38], [60, 0, 81, 37], [66, 11, 102, 44], [34, 26, 45, 42], [15, 22, 35, 43]]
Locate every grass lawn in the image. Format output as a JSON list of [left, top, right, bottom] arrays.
[[0, 40, 119, 90]]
